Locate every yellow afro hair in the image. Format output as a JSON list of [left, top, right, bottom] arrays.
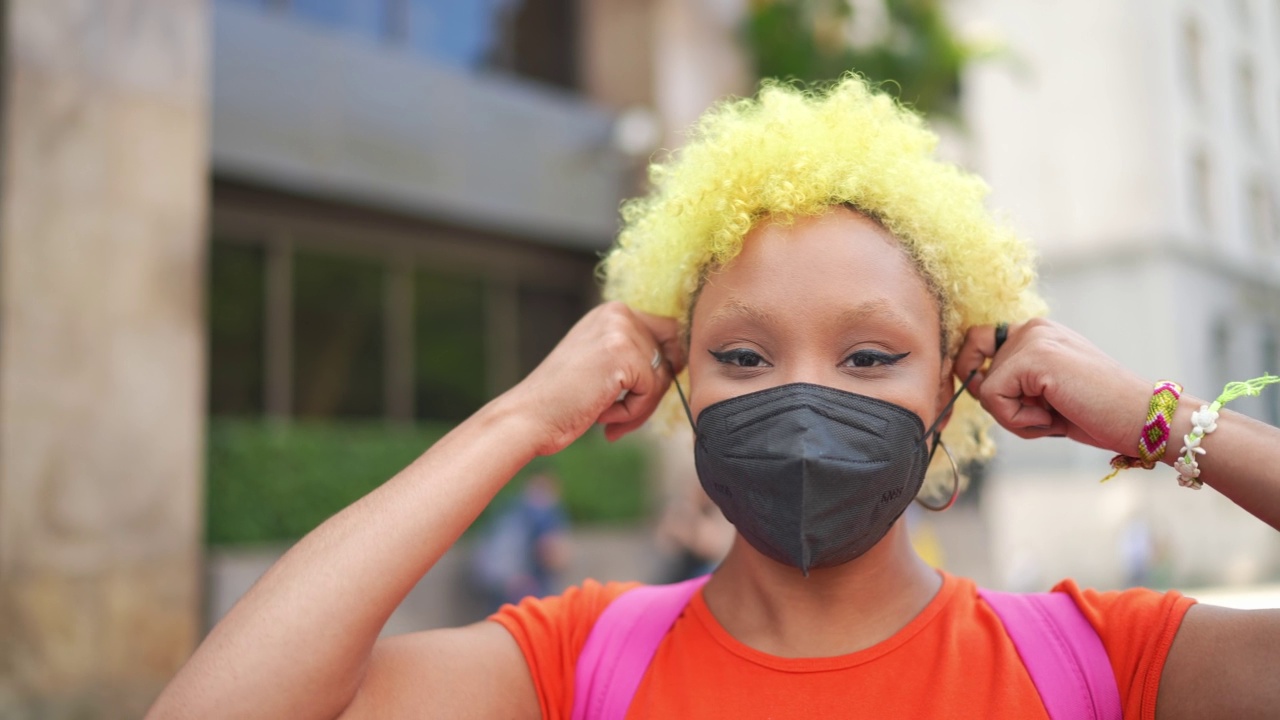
[[600, 75, 1046, 476]]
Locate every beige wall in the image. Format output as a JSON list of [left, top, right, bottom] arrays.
[[0, 2, 209, 717]]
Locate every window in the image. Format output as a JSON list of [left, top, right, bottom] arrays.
[[1249, 179, 1277, 252], [518, 286, 586, 377], [414, 270, 488, 422], [292, 250, 385, 418], [1182, 17, 1204, 104], [222, 0, 578, 89], [1212, 317, 1233, 390], [405, 0, 518, 69], [292, 0, 395, 41], [1264, 327, 1280, 425], [1237, 58, 1259, 135], [208, 242, 266, 416], [1192, 148, 1213, 231]]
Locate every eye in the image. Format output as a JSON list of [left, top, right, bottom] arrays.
[[709, 348, 769, 368], [842, 350, 909, 368]]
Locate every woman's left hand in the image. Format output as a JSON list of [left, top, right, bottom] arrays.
[[953, 318, 1153, 456]]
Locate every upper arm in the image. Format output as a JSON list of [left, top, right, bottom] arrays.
[[339, 621, 540, 720], [1156, 604, 1280, 720]]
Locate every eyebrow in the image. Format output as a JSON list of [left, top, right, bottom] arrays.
[[705, 297, 780, 328], [706, 297, 915, 330], [834, 299, 915, 330]]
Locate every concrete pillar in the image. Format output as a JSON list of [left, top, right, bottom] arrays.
[[0, 2, 209, 718]]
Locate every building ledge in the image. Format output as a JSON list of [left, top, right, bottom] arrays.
[[211, 3, 628, 252]]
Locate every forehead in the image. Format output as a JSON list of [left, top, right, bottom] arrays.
[[693, 208, 939, 331]]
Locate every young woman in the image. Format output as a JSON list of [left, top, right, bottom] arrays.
[[150, 77, 1280, 719]]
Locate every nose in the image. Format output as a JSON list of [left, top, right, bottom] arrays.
[[774, 358, 839, 389]]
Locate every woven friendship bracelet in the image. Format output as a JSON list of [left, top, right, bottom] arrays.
[[1174, 373, 1280, 490], [1102, 380, 1182, 482]]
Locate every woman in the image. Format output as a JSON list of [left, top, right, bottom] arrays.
[[150, 77, 1280, 719]]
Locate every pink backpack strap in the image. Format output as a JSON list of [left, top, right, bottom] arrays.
[[978, 589, 1121, 720], [571, 576, 710, 720]]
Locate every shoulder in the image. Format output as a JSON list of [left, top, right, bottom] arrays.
[[1050, 579, 1196, 720], [489, 579, 642, 645], [1050, 578, 1195, 646], [488, 579, 643, 718]]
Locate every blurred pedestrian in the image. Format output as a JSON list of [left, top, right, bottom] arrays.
[[655, 480, 733, 583], [470, 469, 570, 612]]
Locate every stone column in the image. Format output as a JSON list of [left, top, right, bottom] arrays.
[[0, 2, 209, 718]]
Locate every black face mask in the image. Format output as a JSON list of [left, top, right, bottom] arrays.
[[673, 377, 964, 574]]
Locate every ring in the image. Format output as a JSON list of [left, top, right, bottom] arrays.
[[994, 322, 1009, 353], [650, 349, 663, 371]]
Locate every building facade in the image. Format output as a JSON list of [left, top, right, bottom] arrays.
[[957, 0, 1280, 589], [1, 0, 686, 716], [207, 0, 630, 425]]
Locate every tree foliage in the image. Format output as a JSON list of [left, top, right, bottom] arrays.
[[743, 0, 994, 120]]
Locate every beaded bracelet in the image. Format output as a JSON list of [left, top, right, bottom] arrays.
[[1173, 374, 1280, 490], [1102, 380, 1182, 482]]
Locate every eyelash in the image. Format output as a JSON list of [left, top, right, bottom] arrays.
[[843, 350, 910, 368], [708, 349, 909, 369], [709, 348, 768, 368]]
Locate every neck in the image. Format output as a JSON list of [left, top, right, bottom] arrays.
[[701, 519, 941, 658]]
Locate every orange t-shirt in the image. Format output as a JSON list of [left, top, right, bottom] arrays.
[[490, 572, 1194, 719]]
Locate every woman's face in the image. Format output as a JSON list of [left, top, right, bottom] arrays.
[[687, 206, 952, 428]]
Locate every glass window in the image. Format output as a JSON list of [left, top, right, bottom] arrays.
[[504, 0, 577, 88], [1182, 17, 1204, 104], [1192, 148, 1213, 231], [208, 242, 266, 416], [403, 0, 576, 88], [1265, 327, 1280, 425], [405, 0, 519, 69], [293, 0, 394, 41], [415, 270, 488, 422], [1237, 58, 1259, 135], [1212, 317, 1233, 390], [1249, 179, 1276, 252], [293, 250, 385, 418], [518, 286, 586, 377]]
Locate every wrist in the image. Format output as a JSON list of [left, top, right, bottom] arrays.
[[470, 389, 547, 465], [1162, 393, 1206, 466]]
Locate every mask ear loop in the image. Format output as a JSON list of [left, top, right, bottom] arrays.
[[669, 362, 698, 432], [916, 368, 977, 512], [917, 438, 961, 512]]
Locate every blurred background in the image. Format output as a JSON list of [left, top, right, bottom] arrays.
[[0, 0, 1278, 717]]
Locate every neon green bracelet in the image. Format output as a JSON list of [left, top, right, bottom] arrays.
[[1173, 374, 1280, 490]]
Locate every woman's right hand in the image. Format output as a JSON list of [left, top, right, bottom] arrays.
[[506, 301, 684, 456]]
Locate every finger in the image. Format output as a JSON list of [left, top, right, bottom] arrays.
[[598, 381, 668, 433], [959, 367, 988, 400], [598, 372, 666, 425], [978, 358, 1052, 430], [604, 413, 653, 442], [954, 325, 998, 386], [631, 310, 686, 372], [1003, 414, 1070, 440], [600, 343, 668, 425]]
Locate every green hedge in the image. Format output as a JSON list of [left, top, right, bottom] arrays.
[[206, 418, 653, 547]]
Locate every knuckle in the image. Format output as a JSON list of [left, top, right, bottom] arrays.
[[600, 301, 630, 321], [602, 330, 632, 355]]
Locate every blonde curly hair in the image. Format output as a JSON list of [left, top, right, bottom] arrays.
[[600, 75, 1045, 482]]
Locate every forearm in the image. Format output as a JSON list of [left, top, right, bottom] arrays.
[[149, 394, 541, 719], [1163, 396, 1280, 532]]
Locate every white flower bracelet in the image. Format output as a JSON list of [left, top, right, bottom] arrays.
[[1174, 374, 1280, 490]]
